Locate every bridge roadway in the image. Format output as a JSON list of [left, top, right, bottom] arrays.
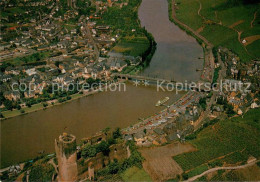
[[111, 73, 175, 83], [112, 73, 211, 92]]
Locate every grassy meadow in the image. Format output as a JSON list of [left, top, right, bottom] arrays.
[[112, 37, 150, 56], [120, 166, 152, 181]]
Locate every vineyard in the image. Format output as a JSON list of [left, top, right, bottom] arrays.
[[173, 108, 260, 172]]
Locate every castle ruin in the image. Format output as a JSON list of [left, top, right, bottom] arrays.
[[55, 133, 78, 182]]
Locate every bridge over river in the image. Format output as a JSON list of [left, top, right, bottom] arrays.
[[112, 73, 175, 83], [112, 73, 210, 92]]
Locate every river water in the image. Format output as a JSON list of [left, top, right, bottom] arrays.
[[139, 0, 203, 82], [0, 0, 203, 168]]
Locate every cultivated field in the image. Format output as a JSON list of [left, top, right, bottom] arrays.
[[173, 108, 260, 178], [139, 142, 196, 181], [174, 0, 260, 62]]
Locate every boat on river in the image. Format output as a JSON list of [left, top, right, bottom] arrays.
[[156, 97, 169, 106]]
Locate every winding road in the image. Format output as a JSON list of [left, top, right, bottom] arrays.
[[184, 160, 259, 182]]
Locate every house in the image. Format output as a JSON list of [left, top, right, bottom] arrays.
[[57, 40, 69, 49], [5, 67, 20, 75], [0, 50, 14, 60], [3, 91, 20, 101], [0, 75, 12, 82], [71, 29, 77, 34], [166, 132, 178, 142], [72, 69, 83, 78], [91, 69, 98, 79], [53, 75, 65, 83], [0, 43, 11, 51], [82, 73, 91, 79], [153, 128, 165, 135], [133, 131, 146, 145], [110, 60, 127, 72], [24, 90, 36, 98], [64, 76, 74, 85], [124, 134, 133, 141], [163, 123, 177, 134], [251, 102, 259, 109], [25, 68, 37, 76]]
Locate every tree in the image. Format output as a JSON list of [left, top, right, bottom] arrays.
[[29, 164, 54, 181], [226, 104, 235, 116], [4, 100, 13, 110], [16, 104, 21, 110], [112, 127, 122, 139], [108, 159, 120, 174], [102, 127, 110, 135], [81, 144, 97, 158], [54, 61, 60, 67], [26, 102, 32, 108], [43, 103, 48, 107], [182, 173, 188, 180], [96, 141, 110, 156], [199, 97, 207, 111]]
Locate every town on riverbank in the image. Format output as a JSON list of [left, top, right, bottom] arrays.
[[1, 0, 260, 181], [0, 0, 155, 119]]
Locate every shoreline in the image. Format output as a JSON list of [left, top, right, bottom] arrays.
[[1, 81, 126, 121], [1, 90, 98, 121], [168, 0, 213, 49], [168, 0, 215, 83], [0, 88, 187, 170]]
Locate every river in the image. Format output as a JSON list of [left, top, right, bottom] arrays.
[[138, 0, 203, 82], [0, 0, 203, 168]]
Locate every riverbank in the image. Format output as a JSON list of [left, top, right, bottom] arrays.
[[1, 82, 125, 120], [168, 0, 213, 49], [168, 0, 214, 83]]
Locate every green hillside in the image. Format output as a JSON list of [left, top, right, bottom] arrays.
[[173, 108, 260, 176], [173, 0, 260, 62]]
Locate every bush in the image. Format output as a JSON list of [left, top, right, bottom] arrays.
[[20, 109, 25, 114]]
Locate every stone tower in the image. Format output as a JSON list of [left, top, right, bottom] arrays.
[[55, 133, 78, 182]]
